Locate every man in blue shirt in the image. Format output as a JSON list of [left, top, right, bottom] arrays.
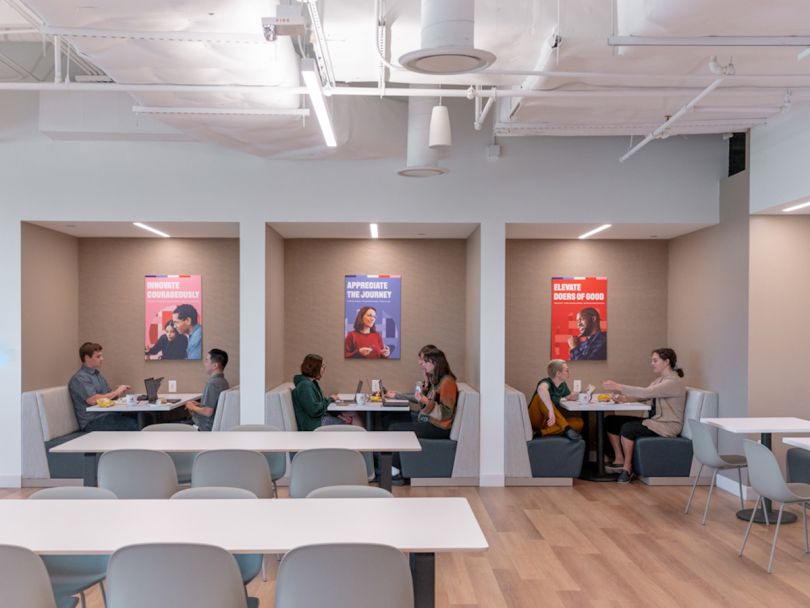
[[173, 303, 203, 359], [68, 342, 139, 431], [568, 307, 607, 361]]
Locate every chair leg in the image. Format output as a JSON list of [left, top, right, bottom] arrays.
[[737, 467, 745, 511], [272, 480, 278, 499], [702, 469, 717, 525], [804, 503, 809, 555], [685, 463, 704, 514], [767, 504, 786, 573], [100, 580, 107, 607], [80, 590, 87, 608], [261, 555, 267, 582], [739, 496, 761, 557]]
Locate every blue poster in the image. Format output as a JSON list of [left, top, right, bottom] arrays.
[[344, 274, 401, 360]]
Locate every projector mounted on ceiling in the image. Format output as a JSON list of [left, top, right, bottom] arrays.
[[399, 0, 496, 75]]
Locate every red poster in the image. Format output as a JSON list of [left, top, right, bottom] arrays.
[[551, 277, 607, 361]]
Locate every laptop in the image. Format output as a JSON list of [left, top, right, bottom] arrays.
[[379, 381, 409, 406], [143, 377, 163, 403], [336, 380, 364, 403]]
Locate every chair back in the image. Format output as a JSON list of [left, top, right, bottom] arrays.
[[680, 388, 718, 439], [171, 487, 262, 585], [275, 543, 412, 608], [306, 485, 393, 498], [31, 486, 118, 500], [313, 425, 374, 480], [230, 424, 287, 480], [688, 419, 726, 468], [142, 423, 198, 484], [744, 440, 796, 503], [98, 450, 178, 499], [265, 383, 298, 431], [288, 448, 368, 498], [211, 386, 241, 432], [191, 449, 274, 498], [0, 545, 57, 608], [106, 543, 248, 608]]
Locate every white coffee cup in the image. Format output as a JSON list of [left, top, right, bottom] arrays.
[[355, 393, 367, 406], [125, 394, 137, 406], [578, 393, 589, 404]]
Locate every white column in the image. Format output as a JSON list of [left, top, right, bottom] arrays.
[[0, 217, 22, 487], [239, 221, 266, 424], [478, 221, 505, 486]]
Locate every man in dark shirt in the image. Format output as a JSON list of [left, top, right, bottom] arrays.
[[185, 348, 230, 431], [568, 307, 608, 361], [68, 342, 139, 431]]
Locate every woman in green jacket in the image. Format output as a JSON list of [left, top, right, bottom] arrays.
[[291, 353, 359, 430]]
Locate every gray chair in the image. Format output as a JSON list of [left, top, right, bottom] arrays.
[[97, 450, 179, 499], [306, 485, 393, 498], [739, 439, 810, 573], [684, 419, 746, 524], [106, 543, 252, 608], [31, 487, 116, 608], [230, 424, 286, 497], [141, 423, 197, 484], [288, 448, 369, 499], [314, 425, 375, 481], [171, 487, 263, 585], [191, 449, 274, 499], [0, 544, 63, 608], [275, 543, 412, 607]]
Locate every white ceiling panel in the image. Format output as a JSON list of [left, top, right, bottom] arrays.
[[31, 221, 239, 238]]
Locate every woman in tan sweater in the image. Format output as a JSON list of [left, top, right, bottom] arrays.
[[602, 348, 687, 484]]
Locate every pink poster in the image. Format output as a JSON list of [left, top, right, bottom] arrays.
[[144, 275, 202, 360]]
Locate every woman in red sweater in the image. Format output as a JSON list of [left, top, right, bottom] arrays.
[[344, 306, 391, 359]]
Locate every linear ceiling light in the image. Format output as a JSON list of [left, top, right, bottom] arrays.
[[133, 222, 170, 238], [300, 58, 336, 147], [782, 200, 810, 212], [370, 223, 379, 239], [578, 224, 612, 239]]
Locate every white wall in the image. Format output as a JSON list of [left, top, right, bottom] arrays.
[[750, 104, 810, 213], [0, 92, 728, 485]]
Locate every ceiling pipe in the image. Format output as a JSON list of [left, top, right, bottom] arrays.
[[609, 35, 810, 47], [133, 106, 310, 117], [619, 78, 725, 163]]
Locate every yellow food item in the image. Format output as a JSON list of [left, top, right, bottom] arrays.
[[369, 395, 382, 402], [597, 394, 611, 402], [97, 398, 114, 408]]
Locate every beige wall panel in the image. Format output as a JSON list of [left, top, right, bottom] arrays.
[[283, 239, 466, 395], [506, 239, 669, 399], [21, 223, 80, 391], [78, 238, 239, 393]]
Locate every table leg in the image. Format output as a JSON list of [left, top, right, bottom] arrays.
[[736, 432, 797, 524], [365, 411, 373, 431], [379, 451, 393, 491], [580, 411, 618, 482], [83, 453, 98, 487], [410, 552, 435, 608], [137, 412, 147, 430]]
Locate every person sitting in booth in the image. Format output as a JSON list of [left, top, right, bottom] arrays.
[[68, 342, 139, 431], [527, 359, 583, 441], [344, 306, 391, 359], [291, 354, 360, 430], [602, 347, 687, 484], [184, 348, 230, 431], [173, 303, 203, 360]]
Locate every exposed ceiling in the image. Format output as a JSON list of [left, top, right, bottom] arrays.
[[2, 0, 810, 159], [31, 221, 240, 238]]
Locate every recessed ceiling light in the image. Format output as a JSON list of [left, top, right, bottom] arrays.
[[578, 224, 612, 239], [782, 200, 810, 212], [133, 222, 170, 238], [370, 223, 379, 239]]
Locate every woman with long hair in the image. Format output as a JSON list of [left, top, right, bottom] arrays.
[[291, 354, 361, 430], [344, 306, 391, 359], [602, 347, 687, 483]]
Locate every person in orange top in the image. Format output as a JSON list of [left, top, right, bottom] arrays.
[[344, 306, 391, 359], [390, 348, 457, 439]]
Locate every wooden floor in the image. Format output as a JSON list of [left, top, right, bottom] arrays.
[[4, 482, 810, 607]]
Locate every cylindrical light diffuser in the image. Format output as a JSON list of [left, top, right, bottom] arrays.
[[428, 105, 452, 148]]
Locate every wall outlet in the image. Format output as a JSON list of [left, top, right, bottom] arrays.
[[168, 380, 177, 393], [573, 379, 582, 392]]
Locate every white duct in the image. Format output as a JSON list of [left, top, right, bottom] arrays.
[[398, 93, 447, 177], [399, 0, 495, 75]]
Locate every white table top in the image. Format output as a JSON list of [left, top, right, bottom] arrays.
[[0, 498, 487, 555], [87, 393, 200, 413], [50, 431, 422, 453], [328, 401, 410, 412], [701, 417, 810, 434], [783, 437, 810, 450], [560, 399, 650, 412]]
